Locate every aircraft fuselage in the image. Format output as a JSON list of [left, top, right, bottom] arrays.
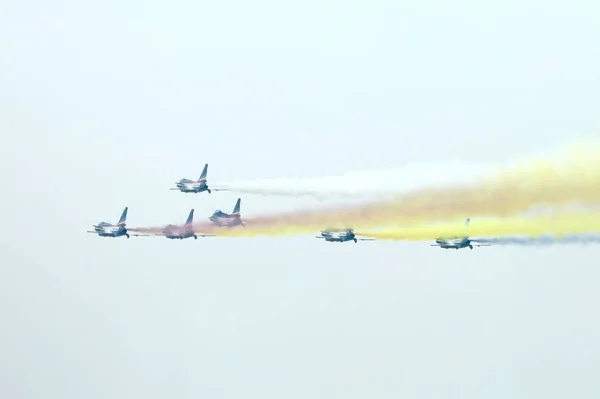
[[175, 180, 211, 193], [321, 231, 358, 243], [209, 215, 243, 227], [435, 237, 473, 249], [93, 224, 129, 238], [163, 226, 198, 240]]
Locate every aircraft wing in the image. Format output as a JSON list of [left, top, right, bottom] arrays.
[[473, 244, 492, 246], [357, 237, 376, 241], [129, 233, 151, 237], [315, 236, 325, 239], [210, 188, 230, 191], [86, 231, 98, 234], [196, 234, 217, 237], [169, 188, 182, 190]]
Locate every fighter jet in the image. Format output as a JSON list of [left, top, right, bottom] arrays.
[[170, 164, 228, 194], [430, 218, 491, 250], [315, 228, 376, 243], [209, 198, 244, 227], [157, 209, 216, 240], [86, 207, 147, 238], [153, 209, 216, 240]]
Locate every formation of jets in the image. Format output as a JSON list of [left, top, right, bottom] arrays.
[[87, 164, 243, 240], [88, 164, 491, 249]]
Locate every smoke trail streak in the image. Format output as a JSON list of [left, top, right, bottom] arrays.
[[214, 162, 496, 199], [130, 209, 600, 242], [358, 212, 600, 241], [131, 141, 600, 238], [474, 234, 600, 246], [222, 142, 599, 235]]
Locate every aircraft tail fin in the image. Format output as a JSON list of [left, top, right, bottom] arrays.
[[117, 207, 128, 225], [199, 164, 208, 180], [185, 209, 194, 226], [464, 217, 471, 237], [232, 198, 241, 215]]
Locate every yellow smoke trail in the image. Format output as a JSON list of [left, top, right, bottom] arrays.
[[358, 212, 600, 241], [188, 141, 600, 238], [129, 141, 600, 238]]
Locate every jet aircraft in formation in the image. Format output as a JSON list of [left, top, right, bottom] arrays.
[[170, 164, 229, 194], [86, 207, 148, 238], [153, 209, 216, 240], [315, 228, 376, 243], [88, 164, 492, 249], [430, 218, 491, 250], [209, 198, 244, 227]]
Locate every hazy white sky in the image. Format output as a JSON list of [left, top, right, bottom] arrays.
[[1, 0, 599, 397]]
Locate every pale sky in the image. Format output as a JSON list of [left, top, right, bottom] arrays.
[[1, 0, 599, 398]]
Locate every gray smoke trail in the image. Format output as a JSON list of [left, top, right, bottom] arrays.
[[474, 234, 600, 246]]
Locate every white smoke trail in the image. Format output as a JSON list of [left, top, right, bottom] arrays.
[[214, 161, 497, 199]]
